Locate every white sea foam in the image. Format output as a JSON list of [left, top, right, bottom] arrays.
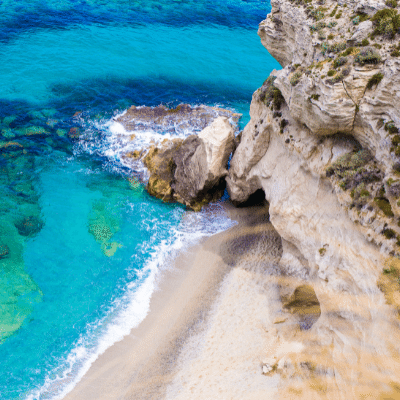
[[26, 202, 236, 400], [26, 108, 239, 400], [75, 105, 240, 179]]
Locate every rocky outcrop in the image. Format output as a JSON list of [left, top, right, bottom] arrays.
[[144, 139, 184, 202], [144, 117, 235, 210], [116, 104, 240, 134]]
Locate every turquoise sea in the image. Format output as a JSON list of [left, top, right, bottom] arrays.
[[0, 1, 280, 398]]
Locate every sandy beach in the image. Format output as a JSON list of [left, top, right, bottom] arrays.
[[63, 196, 400, 400], [63, 201, 286, 400]]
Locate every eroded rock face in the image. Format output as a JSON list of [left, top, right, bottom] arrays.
[[144, 117, 235, 210], [228, 0, 400, 396], [231, 0, 400, 255], [258, 0, 314, 68], [259, 0, 400, 170], [143, 139, 184, 202]]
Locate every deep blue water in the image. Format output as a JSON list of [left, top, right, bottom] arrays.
[[0, 1, 279, 398]]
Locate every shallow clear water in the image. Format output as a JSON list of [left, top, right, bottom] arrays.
[[0, 1, 279, 398]]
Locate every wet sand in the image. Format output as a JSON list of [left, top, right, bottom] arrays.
[[64, 202, 282, 400]]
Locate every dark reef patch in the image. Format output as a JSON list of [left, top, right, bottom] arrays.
[[47, 75, 253, 118]]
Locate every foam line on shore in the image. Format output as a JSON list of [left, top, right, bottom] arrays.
[[26, 202, 236, 400]]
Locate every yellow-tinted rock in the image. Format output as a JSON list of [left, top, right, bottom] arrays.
[[284, 285, 321, 317]]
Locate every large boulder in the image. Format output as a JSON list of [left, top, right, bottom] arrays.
[[143, 139, 184, 202], [144, 117, 235, 210]]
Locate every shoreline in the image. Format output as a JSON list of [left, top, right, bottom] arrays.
[[63, 200, 280, 400]]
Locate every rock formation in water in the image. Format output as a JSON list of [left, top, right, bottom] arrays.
[[144, 116, 235, 210], [119, 105, 239, 210], [116, 104, 240, 134]]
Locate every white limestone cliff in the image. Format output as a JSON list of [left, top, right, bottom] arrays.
[[229, 0, 400, 265], [227, 1, 400, 395]]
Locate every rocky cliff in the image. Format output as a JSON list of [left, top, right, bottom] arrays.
[[226, 0, 400, 396], [229, 0, 400, 281]]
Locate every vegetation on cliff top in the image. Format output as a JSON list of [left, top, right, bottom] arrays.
[[371, 8, 400, 38]]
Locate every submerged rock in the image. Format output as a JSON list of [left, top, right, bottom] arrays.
[[0, 244, 10, 259], [14, 216, 44, 237], [68, 127, 80, 139]]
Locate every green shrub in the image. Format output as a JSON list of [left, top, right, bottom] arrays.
[[329, 42, 347, 53], [360, 38, 370, 46], [327, 69, 336, 76], [271, 89, 285, 110], [326, 149, 372, 176], [290, 71, 303, 86], [366, 72, 384, 89], [383, 228, 397, 239], [328, 21, 338, 28], [340, 47, 356, 57], [310, 9, 325, 21], [391, 49, 400, 56], [375, 197, 395, 217], [351, 182, 371, 199], [351, 12, 370, 24], [371, 8, 400, 38], [333, 56, 347, 68], [353, 16, 360, 25], [330, 6, 338, 18], [310, 94, 320, 101], [259, 76, 285, 110], [328, 33, 334, 40], [386, 0, 398, 9], [327, 72, 344, 84], [326, 149, 382, 196], [355, 47, 382, 65], [392, 135, 400, 145], [336, 11, 342, 19], [385, 121, 399, 134], [310, 21, 327, 32]]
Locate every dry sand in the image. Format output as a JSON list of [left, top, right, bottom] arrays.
[[63, 199, 400, 400], [64, 202, 285, 400]]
